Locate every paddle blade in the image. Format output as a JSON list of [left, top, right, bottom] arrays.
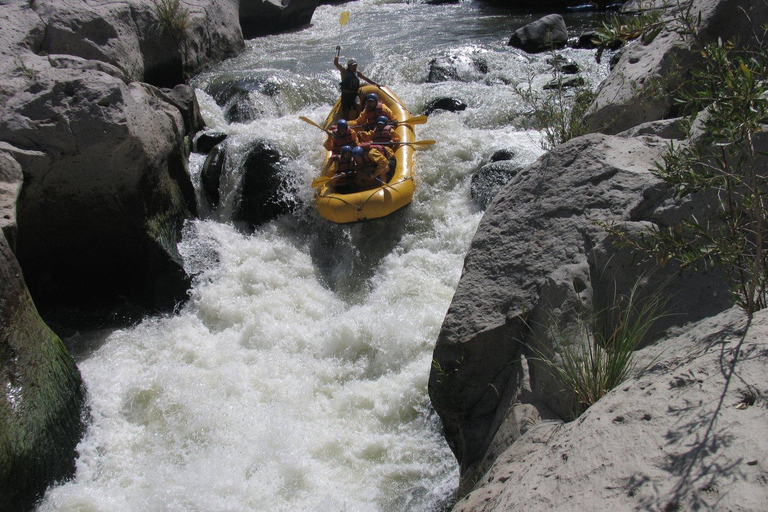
[[399, 116, 428, 126], [410, 139, 436, 146], [300, 116, 328, 133], [340, 11, 350, 26], [312, 176, 332, 189]]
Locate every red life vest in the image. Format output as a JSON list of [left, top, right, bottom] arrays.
[[362, 102, 388, 128], [371, 125, 393, 144], [331, 129, 356, 152]]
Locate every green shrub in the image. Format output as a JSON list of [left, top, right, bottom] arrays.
[[534, 277, 668, 418], [513, 58, 596, 150], [152, 0, 190, 41]]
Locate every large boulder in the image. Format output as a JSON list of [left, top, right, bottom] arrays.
[[428, 133, 733, 492], [586, 0, 768, 134], [507, 14, 567, 54], [232, 140, 297, 227], [452, 306, 768, 512], [0, 60, 197, 329], [0, 229, 86, 512], [28, 0, 244, 87], [0, 152, 22, 250], [239, 0, 320, 38]]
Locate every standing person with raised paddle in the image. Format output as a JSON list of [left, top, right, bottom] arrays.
[[334, 49, 375, 121]]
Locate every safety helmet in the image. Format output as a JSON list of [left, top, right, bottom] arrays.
[[347, 59, 358, 68], [340, 145, 353, 155], [336, 119, 348, 130], [366, 93, 378, 103], [376, 116, 388, 126], [351, 146, 365, 157]]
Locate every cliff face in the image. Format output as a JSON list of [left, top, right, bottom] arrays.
[[429, 0, 768, 507]]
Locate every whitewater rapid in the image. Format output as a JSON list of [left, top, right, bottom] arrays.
[[36, 1, 610, 510]]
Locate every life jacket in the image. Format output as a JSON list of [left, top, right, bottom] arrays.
[[370, 125, 393, 144], [330, 157, 356, 187], [330, 129, 357, 152], [340, 71, 360, 95], [362, 102, 388, 128]]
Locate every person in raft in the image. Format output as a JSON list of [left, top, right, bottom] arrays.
[[351, 145, 389, 191], [349, 93, 395, 131], [323, 119, 358, 155], [334, 47, 375, 120], [327, 145, 357, 193], [358, 115, 400, 160]]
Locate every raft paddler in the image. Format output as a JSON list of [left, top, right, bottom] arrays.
[[326, 145, 357, 193], [323, 119, 358, 155], [349, 93, 395, 131], [358, 116, 400, 160], [334, 47, 375, 120], [351, 145, 389, 191]]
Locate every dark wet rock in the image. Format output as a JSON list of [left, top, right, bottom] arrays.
[[0, 229, 87, 512], [427, 54, 489, 83], [239, 0, 320, 38], [422, 97, 468, 116], [547, 55, 580, 74], [543, 75, 585, 89], [508, 14, 568, 54], [201, 144, 227, 209], [489, 149, 516, 162], [194, 131, 229, 154], [233, 141, 297, 227], [470, 160, 523, 209]]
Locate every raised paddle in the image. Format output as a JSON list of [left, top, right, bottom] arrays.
[[337, 11, 350, 52]]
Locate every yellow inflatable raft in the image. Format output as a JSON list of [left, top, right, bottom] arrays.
[[315, 85, 416, 223]]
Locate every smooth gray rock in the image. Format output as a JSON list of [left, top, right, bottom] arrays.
[[586, 0, 768, 134], [29, 0, 244, 87], [0, 63, 196, 322], [0, 151, 21, 250], [453, 306, 768, 512], [429, 133, 733, 492], [507, 14, 567, 53]]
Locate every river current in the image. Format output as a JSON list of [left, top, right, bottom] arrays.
[[37, 1, 609, 510]]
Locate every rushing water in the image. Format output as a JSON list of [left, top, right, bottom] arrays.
[[37, 1, 609, 511]]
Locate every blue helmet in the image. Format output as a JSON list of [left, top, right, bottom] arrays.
[[351, 146, 365, 157], [336, 119, 348, 130], [376, 116, 388, 126], [366, 93, 378, 103], [340, 145, 353, 155]]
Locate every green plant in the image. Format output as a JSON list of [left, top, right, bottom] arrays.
[[152, 0, 190, 41], [534, 277, 668, 418], [593, 9, 664, 59], [513, 57, 596, 150], [608, 25, 768, 315]]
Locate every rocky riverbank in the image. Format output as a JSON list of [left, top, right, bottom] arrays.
[[429, 0, 768, 509], [0, 1, 319, 509]]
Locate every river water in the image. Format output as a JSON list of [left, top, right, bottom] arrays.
[[37, 1, 609, 511]]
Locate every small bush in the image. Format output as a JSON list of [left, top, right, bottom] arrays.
[[152, 0, 190, 41], [513, 58, 596, 150], [534, 277, 668, 419]]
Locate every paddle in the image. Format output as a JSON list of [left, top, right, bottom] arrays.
[[394, 116, 428, 126], [299, 116, 331, 134], [377, 140, 436, 147], [337, 11, 350, 52], [311, 171, 353, 189]]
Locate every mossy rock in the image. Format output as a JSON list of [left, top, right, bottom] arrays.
[[1, 231, 87, 511]]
